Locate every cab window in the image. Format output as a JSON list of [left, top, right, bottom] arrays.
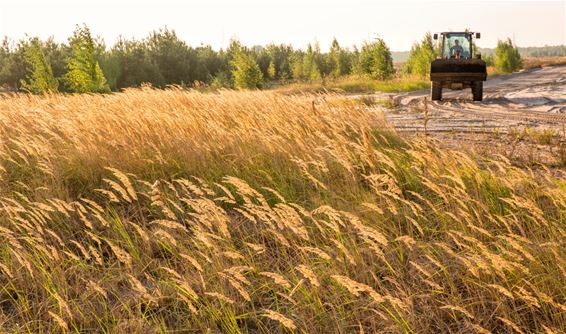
[[443, 34, 472, 59]]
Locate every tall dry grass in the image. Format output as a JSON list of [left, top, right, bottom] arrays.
[[0, 88, 564, 333]]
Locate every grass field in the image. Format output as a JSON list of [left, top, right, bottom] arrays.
[[274, 75, 430, 95], [522, 56, 566, 69], [0, 88, 565, 333], [485, 56, 566, 76]]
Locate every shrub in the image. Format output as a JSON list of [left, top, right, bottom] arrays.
[[404, 32, 436, 77], [210, 71, 232, 89], [483, 54, 495, 67], [495, 38, 522, 73], [356, 38, 394, 80]]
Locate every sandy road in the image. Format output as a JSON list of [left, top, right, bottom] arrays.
[[383, 65, 566, 134]]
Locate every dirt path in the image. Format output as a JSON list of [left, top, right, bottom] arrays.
[[383, 65, 566, 134]]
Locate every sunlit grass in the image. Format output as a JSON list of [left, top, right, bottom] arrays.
[[274, 75, 430, 95], [333, 75, 430, 93], [0, 88, 564, 333]]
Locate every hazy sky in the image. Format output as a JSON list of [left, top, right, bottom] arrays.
[[0, 0, 564, 51]]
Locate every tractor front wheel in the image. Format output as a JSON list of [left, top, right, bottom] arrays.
[[431, 81, 442, 101], [472, 81, 483, 101]]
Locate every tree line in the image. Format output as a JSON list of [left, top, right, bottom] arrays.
[[0, 25, 397, 93], [0, 24, 528, 94], [478, 45, 566, 58]]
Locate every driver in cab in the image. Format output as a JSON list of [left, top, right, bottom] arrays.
[[450, 40, 464, 58]]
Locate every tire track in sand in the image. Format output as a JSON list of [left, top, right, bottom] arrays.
[[384, 66, 566, 133]]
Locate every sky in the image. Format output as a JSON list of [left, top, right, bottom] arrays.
[[0, 0, 564, 51]]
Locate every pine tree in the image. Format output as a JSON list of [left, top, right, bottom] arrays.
[[230, 44, 263, 89], [64, 24, 110, 93], [20, 37, 58, 94]]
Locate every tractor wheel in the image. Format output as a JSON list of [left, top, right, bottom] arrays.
[[431, 81, 442, 101], [472, 81, 483, 101]]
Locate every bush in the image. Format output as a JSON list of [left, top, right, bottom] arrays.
[[495, 38, 522, 73], [483, 54, 495, 67], [210, 71, 232, 89], [356, 38, 394, 80], [404, 32, 436, 77]]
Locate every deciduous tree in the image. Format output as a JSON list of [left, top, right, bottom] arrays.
[[356, 38, 394, 80], [404, 32, 436, 77]]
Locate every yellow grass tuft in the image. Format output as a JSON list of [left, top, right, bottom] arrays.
[[259, 271, 292, 289], [263, 309, 297, 331], [295, 265, 320, 288]]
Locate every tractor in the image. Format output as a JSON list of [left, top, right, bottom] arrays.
[[430, 31, 487, 101]]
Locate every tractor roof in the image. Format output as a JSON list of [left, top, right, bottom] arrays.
[[441, 32, 474, 35]]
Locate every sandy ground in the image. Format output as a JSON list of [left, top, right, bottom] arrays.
[[384, 65, 566, 134], [374, 65, 566, 167]]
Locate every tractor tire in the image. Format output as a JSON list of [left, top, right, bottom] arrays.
[[472, 81, 483, 101], [431, 81, 442, 101]]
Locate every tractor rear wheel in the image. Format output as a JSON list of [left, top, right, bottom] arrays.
[[472, 81, 483, 101], [431, 81, 442, 101]]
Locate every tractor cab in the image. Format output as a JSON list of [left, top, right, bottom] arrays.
[[434, 31, 481, 60]]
